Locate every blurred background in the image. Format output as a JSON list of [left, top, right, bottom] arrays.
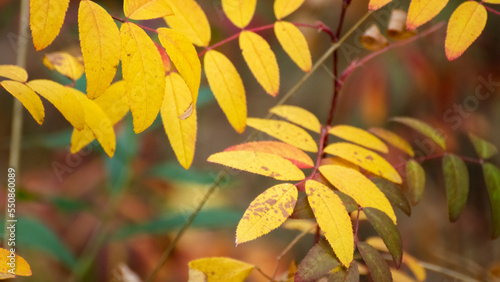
[[0, 0, 500, 281]]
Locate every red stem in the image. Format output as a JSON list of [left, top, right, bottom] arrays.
[[393, 153, 483, 170]]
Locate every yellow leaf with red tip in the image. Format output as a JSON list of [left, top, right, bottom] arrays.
[[0, 65, 28, 82], [1, 80, 44, 124], [30, 0, 69, 50], [406, 0, 449, 30], [222, 0, 257, 28], [369, 0, 392, 10], [124, 0, 173, 20], [274, 21, 311, 72], [163, 0, 211, 47], [274, 0, 305, 19]]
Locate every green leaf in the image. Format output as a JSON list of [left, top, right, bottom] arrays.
[[468, 133, 498, 160], [364, 207, 402, 267], [372, 178, 411, 216], [291, 196, 315, 219], [335, 191, 359, 213], [391, 117, 446, 149], [295, 239, 341, 282], [357, 242, 392, 282], [329, 261, 360, 282], [483, 163, 500, 239], [443, 154, 469, 222], [406, 160, 426, 205]]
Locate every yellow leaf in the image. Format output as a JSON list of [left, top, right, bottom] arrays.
[[320, 157, 359, 172], [0, 65, 28, 82], [42, 52, 84, 81], [157, 28, 201, 104], [79, 0, 121, 99], [369, 127, 415, 157], [324, 142, 402, 184], [121, 22, 165, 133], [247, 118, 318, 152], [0, 248, 32, 277], [274, 0, 305, 20], [239, 31, 280, 96], [270, 105, 321, 133], [222, 0, 257, 28], [204, 50, 246, 133], [207, 151, 305, 181], [406, 0, 449, 30], [445, 1, 487, 61], [27, 79, 85, 130], [188, 257, 254, 282], [484, 0, 500, 3], [124, 0, 173, 20], [329, 125, 388, 153], [71, 89, 116, 157], [236, 183, 297, 244], [274, 21, 312, 72], [161, 73, 197, 169], [319, 165, 397, 224], [163, 0, 211, 47], [30, 0, 70, 50], [1, 80, 44, 125], [282, 219, 317, 233], [369, 0, 392, 10], [306, 180, 354, 267]]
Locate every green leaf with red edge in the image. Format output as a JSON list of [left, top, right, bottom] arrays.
[[483, 163, 500, 239], [391, 117, 446, 150], [406, 160, 426, 205], [357, 242, 392, 282], [443, 154, 469, 222], [372, 178, 411, 216], [295, 239, 341, 282], [468, 133, 498, 160]]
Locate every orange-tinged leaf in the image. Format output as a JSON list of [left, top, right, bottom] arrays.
[[79, 0, 121, 99], [207, 151, 305, 181], [445, 1, 487, 61], [329, 125, 388, 153], [0, 248, 32, 277], [161, 73, 197, 169], [236, 183, 297, 244], [239, 31, 280, 96], [324, 142, 402, 184], [163, 0, 211, 47], [42, 52, 84, 81], [27, 79, 85, 130], [1, 80, 44, 124], [274, 21, 312, 72], [370, 127, 415, 157], [222, 0, 257, 28], [306, 180, 354, 267], [319, 165, 397, 224], [225, 141, 314, 168], [406, 0, 449, 30], [188, 257, 254, 282], [274, 0, 305, 20], [0, 65, 28, 82], [247, 118, 318, 152], [204, 50, 246, 133], [121, 22, 165, 133], [30, 0, 70, 50], [158, 28, 201, 104], [270, 105, 320, 133], [124, 0, 173, 20], [369, 0, 392, 10]]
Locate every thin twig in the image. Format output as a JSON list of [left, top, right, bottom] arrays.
[[419, 261, 482, 282], [255, 266, 276, 282]]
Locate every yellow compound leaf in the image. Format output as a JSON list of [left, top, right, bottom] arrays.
[[0, 65, 28, 82], [204, 50, 246, 133], [124, 0, 173, 20], [369, 0, 392, 10], [163, 0, 211, 47], [161, 73, 197, 169], [239, 31, 280, 96], [1, 80, 44, 125], [188, 257, 254, 282], [324, 142, 402, 184], [445, 1, 487, 61], [30, 0, 70, 50], [247, 117, 318, 152], [71, 89, 116, 157], [0, 248, 32, 277], [27, 79, 85, 130], [369, 127, 415, 157], [270, 105, 320, 133], [42, 52, 84, 81], [79, 0, 121, 99], [222, 0, 257, 28], [274, 0, 305, 20], [329, 125, 388, 153], [319, 165, 397, 224], [306, 180, 354, 267], [157, 28, 201, 104], [121, 22, 165, 133], [207, 151, 305, 181], [236, 183, 297, 244], [274, 21, 312, 72], [406, 0, 449, 30]]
